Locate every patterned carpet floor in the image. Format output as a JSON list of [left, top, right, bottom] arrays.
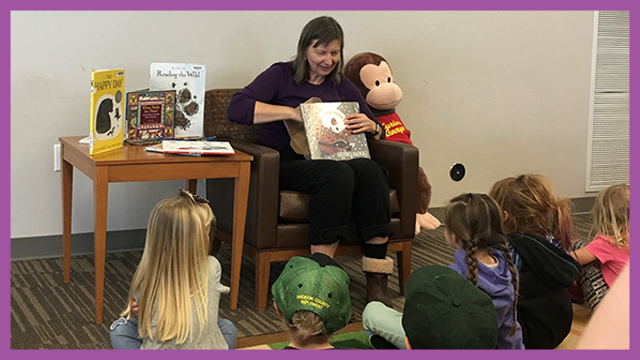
[[10, 213, 593, 349]]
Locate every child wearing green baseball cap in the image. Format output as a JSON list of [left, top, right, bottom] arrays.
[[272, 253, 352, 349], [402, 265, 499, 349], [365, 265, 499, 349]]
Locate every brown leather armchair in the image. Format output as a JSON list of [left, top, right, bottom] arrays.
[[204, 89, 417, 310]]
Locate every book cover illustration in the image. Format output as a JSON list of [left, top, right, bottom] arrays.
[[149, 63, 206, 138], [157, 140, 235, 155], [126, 90, 175, 140], [89, 69, 125, 155], [300, 102, 371, 161]]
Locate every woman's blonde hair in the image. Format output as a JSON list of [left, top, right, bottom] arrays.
[[121, 190, 215, 344], [280, 310, 330, 346], [444, 193, 519, 336], [489, 174, 576, 250], [592, 183, 629, 248]]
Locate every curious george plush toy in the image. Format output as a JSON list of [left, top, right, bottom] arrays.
[[345, 52, 441, 233]]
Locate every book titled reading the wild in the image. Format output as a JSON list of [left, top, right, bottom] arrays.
[[149, 63, 206, 138], [300, 102, 371, 161], [126, 90, 175, 141], [89, 69, 125, 155]]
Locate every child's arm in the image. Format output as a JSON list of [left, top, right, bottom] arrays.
[[570, 247, 598, 265]]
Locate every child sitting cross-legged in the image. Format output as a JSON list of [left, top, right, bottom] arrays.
[[570, 183, 630, 310], [365, 265, 499, 349], [363, 193, 523, 349], [403, 265, 499, 349], [490, 174, 581, 349], [272, 253, 353, 350], [109, 189, 236, 350]]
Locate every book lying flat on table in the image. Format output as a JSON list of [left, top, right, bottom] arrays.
[[300, 101, 371, 161], [145, 140, 235, 156]]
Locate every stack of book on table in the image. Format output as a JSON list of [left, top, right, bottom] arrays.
[[145, 140, 235, 156]]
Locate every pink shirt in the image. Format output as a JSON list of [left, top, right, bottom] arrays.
[[585, 235, 629, 286]]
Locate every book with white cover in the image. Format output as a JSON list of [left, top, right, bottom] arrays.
[[149, 63, 206, 138], [153, 140, 235, 156]]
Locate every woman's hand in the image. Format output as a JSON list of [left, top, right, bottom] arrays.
[[291, 105, 303, 122], [344, 113, 377, 134]]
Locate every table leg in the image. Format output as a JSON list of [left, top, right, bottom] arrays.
[[93, 167, 109, 324], [186, 179, 198, 194], [230, 163, 250, 310], [61, 145, 73, 283]]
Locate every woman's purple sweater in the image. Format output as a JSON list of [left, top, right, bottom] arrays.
[[227, 61, 379, 150]]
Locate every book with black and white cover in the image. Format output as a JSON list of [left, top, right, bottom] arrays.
[[300, 102, 370, 161], [149, 63, 205, 138]]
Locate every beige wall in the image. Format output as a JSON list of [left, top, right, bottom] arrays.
[[10, 11, 595, 238]]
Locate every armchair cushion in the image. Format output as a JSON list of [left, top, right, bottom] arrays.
[[278, 189, 401, 223]]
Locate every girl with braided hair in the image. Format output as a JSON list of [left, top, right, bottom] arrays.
[[490, 174, 581, 349], [444, 193, 524, 349], [362, 193, 523, 349]]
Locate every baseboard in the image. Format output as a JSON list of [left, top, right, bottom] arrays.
[[11, 197, 595, 261], [10, 229, 147, 261], [426, 196, 595, 223]]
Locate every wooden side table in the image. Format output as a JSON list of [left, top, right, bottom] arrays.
[[60, 136, 252, 324]]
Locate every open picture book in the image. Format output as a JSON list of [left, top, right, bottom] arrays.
[[299, 102, 370, 161]]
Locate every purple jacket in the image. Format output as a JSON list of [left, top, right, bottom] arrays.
[[227, 62, 379, 150], [450, 249, 525, 349]]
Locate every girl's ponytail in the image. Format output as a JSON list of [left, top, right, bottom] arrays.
[[553, 196, 576, 251]]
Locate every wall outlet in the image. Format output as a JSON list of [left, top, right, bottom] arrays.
[[53, 144, 61, 172]]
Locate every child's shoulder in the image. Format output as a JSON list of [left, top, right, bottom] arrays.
[[592, 235, 617, 247], [207, 255, 223, 270]]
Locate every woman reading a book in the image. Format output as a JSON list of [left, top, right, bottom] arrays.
[[227, 15, 393, 306]]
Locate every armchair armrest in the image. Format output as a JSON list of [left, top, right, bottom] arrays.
[[368, 139, 419, 239], [206, 140, 280, 249]]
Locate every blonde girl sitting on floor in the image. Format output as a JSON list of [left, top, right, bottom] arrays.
[[570, 183, 630, 310], [109, 189, 236, 349]]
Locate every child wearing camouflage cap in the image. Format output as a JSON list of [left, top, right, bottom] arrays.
[[272, 253, 352, 349], [365, 265, 499, 349]]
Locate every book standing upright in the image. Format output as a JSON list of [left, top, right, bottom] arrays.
[[126, 90, 176, 141], [89, 69, 125, 155], [149, 63, 206, 138], [300, 102, 371, 161]]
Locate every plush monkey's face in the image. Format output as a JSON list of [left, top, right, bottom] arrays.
[[360, 61, 403, 110]]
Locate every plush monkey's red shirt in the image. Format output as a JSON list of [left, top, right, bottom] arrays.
[[377, 112, 413, 145]]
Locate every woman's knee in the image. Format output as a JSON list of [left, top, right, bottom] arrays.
[[350, 159, 389, 185], [319, 162, 356, 190]]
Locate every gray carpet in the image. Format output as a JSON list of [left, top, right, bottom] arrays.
[[10, 213, 592, 349]]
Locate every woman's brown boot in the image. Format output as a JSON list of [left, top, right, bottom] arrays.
[[362, 256, 394, 307]]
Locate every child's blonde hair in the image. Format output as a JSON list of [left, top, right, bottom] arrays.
[[444, 193, 519, 336], [592, 183, 629, 249], [121, 189, 215, 344], [489, 174, 576, 250], [280, 310, 330, 346]]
